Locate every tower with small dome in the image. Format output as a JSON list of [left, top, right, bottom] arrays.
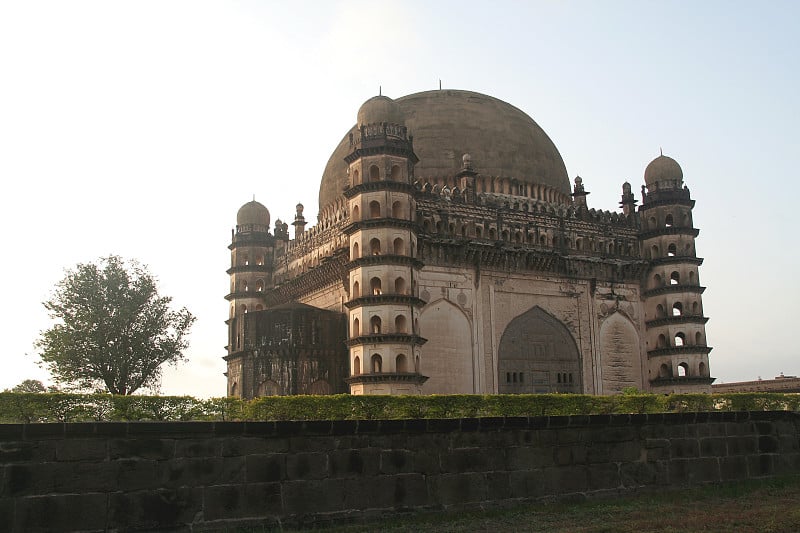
[[224, 89, 713, 398]]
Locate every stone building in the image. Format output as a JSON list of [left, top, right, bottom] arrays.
[[224, 89, 713, 398]]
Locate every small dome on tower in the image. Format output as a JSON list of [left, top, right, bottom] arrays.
[[357, 95, 404, 126], [644, 154, 683, 188], [237, 200, 270, 227]]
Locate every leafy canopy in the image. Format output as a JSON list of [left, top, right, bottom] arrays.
[[37, 255, 195, 395]]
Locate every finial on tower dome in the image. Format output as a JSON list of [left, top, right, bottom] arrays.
[[379, 85, 381, 96], [660, 147, 663, 156]]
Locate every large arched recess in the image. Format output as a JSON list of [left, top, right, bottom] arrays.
[[419, 299, 473, 394], [598, 312, 642, 393], [497, 306, 581, 393]]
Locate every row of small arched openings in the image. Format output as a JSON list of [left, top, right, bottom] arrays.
[[421, 218, 635, 255], [646, 211, 691, 231], [352, 200, 408, 221], [352, 276, 409, 298], [352, 237, 407, 258], [352, 314, 413, 336], [233, 279, 266, 293], [235, 254, 265, 268], [656, 331, 705, 349], [653, 270, 697, 288], [655, 301, 702, 318], [658, 361, 707, 379], [352, 353, 418, 375], [649, 242, 694, 260], [352, 164, 404, 186]]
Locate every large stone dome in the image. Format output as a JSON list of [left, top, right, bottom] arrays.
[[319, 90, 570, 209]]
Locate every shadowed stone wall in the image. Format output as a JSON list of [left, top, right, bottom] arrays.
[[2, 411, 799, 531]]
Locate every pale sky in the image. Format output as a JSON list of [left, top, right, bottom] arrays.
[[1, 1, 797, 397]]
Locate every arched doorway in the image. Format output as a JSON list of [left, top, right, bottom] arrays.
[[497, 306, 581, 393]]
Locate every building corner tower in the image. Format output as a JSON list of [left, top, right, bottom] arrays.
[[639, 155, 713, 393], [342, 95, 428, 394]]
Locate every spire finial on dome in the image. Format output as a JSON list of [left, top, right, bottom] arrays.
[[379, 85, 381, 96], [660, 147, 663, 156]]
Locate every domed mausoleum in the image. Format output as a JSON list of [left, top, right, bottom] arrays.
[[225, 90, 712, 397]]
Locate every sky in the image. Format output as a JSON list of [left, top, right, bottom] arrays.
[[0, 1, 797, 397]]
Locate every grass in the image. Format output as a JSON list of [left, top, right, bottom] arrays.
[[300, 476, 800, 533]]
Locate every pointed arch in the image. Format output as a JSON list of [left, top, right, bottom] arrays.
[[418, 299, 473, 394], [497, 306, 581, 393], [598, 312, 642, 393]]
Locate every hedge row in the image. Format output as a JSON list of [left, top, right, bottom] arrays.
[[0, 392, 798, 423]]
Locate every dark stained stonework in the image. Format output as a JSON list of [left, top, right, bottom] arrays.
[[2, 411, 799, 531]]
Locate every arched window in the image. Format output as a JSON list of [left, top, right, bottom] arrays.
[[369, 165, 380, 182], [649, 216, 657, 229], [670, 271, 680, 285], [395, 314, 407, 333], [392, 201, 402, 218], [675, 332, 686, 347], [255, 304, 263, 311], [515, 232, 522, 243], [651, 245, 659, 258], [576, 238, 582, 250], [656, 304, 666, 318], [668, 243, 677, 257], [672, 302, 683, 316], [369, 201, 381, 219], [241, 280, 248, 292], [256, 255, 264, 266], [371, 354, 382, 373], [654, 274, 662, 287], [393, 237, 404, 255], [692, 301, 700, 314], [230, 382, 238, 397], [352, 318, 360, 337], [489, 228, 497, 240], [699, 361, 706, 376], [370, 277, 382, 295], [255, 280, 264, 292], [242, 254, 249, 266], [353, 169, 360, 185], [394, 277, 406, 294], [353, 356, 361, 375], [396, 353, 408, 372], [678, 362, 689, 377], [659, 364, 671, 378], [476, 226, 483, 238], [241, 304, 248, 314], [352, 281, 360, 298], [370, 238, 381, 255], [390, 165, 401, 181], [657, 334, 667, 348], [665, 214, 674, 227], [695, 332, 703, 345], [352, 205, 360, 221], [415, 355, 420, 372], [352, 242, 360, 259], [689, 271, 696, 284], [370, 316, 382, 334]]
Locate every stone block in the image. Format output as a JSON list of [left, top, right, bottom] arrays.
[[508, 469, 548, 498], [380, 449, 413, 474], [485, 471, 511, 500], [441, 447, 502, 473], [175, 438, 221, 458], [286, 452, 328, 480], [159, 456, 244, 488], [587, 463, 621, 491], [428, 472, 487, 505], [2, 463, 55, 497], [544, 465, 587, 494], [55, 438, 107, 461], [108, 438, 175, 460], [748, 454, 774, 477], [620, 460, 668, 487], [588, 441, 640, 463], [727, 436, 757, 456], [0, 442, 33, 463], [778, 435, 800, 453], [719, 456, 748, 481], [117, 458, 158, 490], [328, 449, 379, 478], [246, 453, 285, 483], [53, 461, 118, 493], [411, 448, 441, 475], [289, 435, 335, 453], [700, 437, 728, 457], [283, 479, 341, 515], [202, 482, 282, 521], [758, 436, 779, 453], [506, 445, 553, 470], [669, 438, 700, 458], [554, 445, 587, 466], [15, 493, 108, 531], [669, 457, 719, 484]]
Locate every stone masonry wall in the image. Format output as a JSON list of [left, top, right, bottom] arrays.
[[1, 411, 799, 531]]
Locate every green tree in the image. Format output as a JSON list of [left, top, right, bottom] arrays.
[[36, 256, 195, 395], [8, 379, 47, 393]]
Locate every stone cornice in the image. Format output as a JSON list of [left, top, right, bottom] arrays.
[[645, 315, 709, 328], [647, 345, 713, 358], [344, 373, 429, 385], [226, 265, 273, 275], [650, 376, 716, 386], [343, 181, 416, 198], [648, 256, 704, 267], [343, 218, 419, 234], [643, 285, 706, 298], [346, 255, 424, 270], [639, 227, 700, 240], [345, 333, 428, 347], [345, 295, 427, 309]]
